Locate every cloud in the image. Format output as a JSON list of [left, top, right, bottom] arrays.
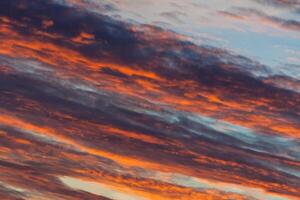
[[253, 0, 300, 13], [160, 11, 185, 23], [219, 7, 300, 33], [0, 0, 300, 200], [263, 74, 300, 93], [0, 183, 27, 200]]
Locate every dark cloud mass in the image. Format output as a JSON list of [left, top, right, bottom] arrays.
[[0, 0, 299, 200]]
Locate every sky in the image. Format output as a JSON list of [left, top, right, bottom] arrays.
[[69, 0, 300, 66], [0, 0, 299, 200]]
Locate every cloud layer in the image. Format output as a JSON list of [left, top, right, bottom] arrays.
[[0, 0, 299, 200]]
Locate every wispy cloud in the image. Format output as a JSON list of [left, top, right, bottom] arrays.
[[219, 7, 300, 33], [253, 0, 300, 13]]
